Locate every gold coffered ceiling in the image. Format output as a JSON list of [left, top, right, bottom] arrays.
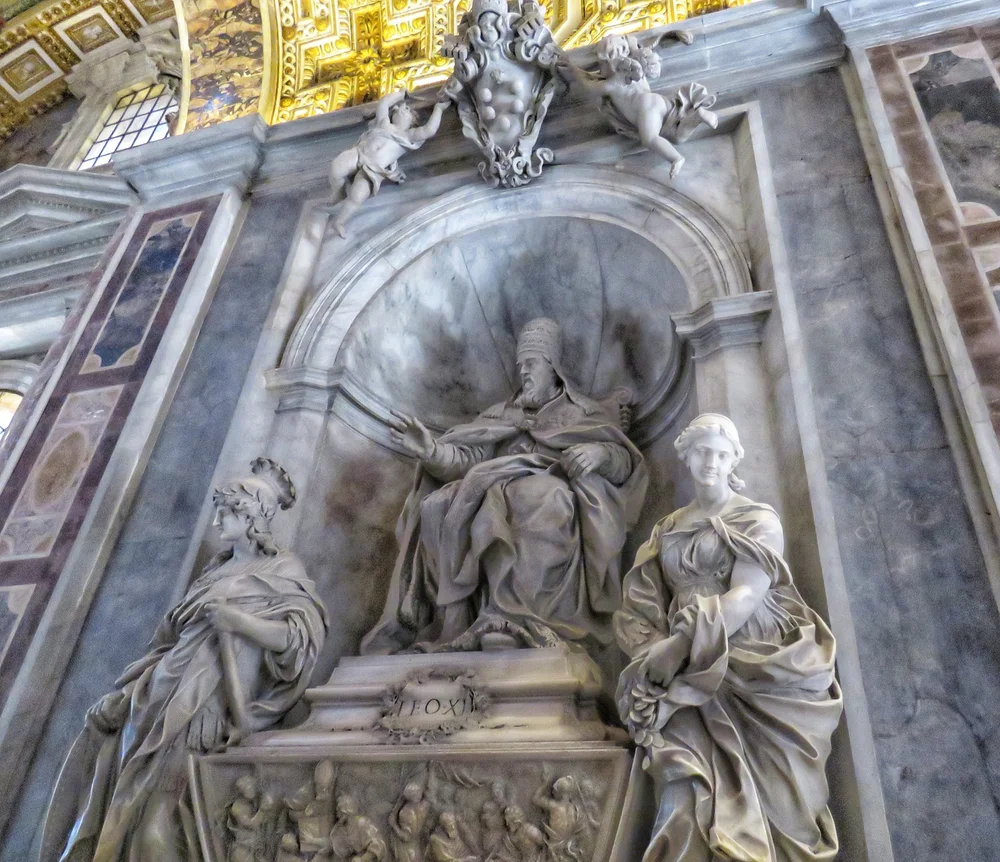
[[0, 0, 172, 139], [0, 0, 754, 140], [263, 0, 754, 125]]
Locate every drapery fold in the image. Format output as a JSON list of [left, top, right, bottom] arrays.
[[614, 504, 841, 862]]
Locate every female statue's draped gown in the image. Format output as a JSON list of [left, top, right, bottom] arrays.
[[614, 501, 842, 862], [41, 550, 328, 862]]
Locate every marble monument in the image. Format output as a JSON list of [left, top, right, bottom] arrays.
[[362, 317, 648, 657], [329, 90, 450, 237], [439, 0, 560, 187], [560, 32, 718, 179]]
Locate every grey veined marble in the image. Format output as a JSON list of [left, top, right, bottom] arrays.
[[336, 215, 691, 432]]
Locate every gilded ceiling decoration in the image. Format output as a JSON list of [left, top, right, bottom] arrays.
[[261, 0, 755, 126], [0, 0, 172, 139], [0, 0, 754, 140]]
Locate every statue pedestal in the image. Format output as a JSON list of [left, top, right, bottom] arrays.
[[255, 646, 623, 747], [190, 649, 648, 862]]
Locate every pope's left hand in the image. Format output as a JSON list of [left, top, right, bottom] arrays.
[[561, 443, 608, 479]]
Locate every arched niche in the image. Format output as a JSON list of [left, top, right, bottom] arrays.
[[263, 165, 753, 671], [274, 165, 752, 448]]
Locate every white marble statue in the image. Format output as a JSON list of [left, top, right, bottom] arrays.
[[561, 31, 718, 178], [329, 89, 449, 237], [40, 459, 328, 862], [362, 317, 648, 655], [614, 414, 842, 861], [439, 0, 560, 187]]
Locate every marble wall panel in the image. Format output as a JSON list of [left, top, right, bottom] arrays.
[[0, 193, 301, 862], [0, 199, 216, 717], [743, 68, 1000, 860], [869, 25, 1000, 436]]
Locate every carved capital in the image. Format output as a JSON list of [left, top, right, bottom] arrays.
[[671, 291, 773, 359]]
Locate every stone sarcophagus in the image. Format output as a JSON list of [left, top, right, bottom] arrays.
[[190, 649, 641, 862]]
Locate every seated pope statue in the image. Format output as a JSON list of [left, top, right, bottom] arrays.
[[361, 318, 648, 655]]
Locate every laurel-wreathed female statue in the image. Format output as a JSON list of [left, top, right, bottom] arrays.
[[41, 458, 328, 862]]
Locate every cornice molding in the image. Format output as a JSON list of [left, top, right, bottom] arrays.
[[817, 0, 1000, 49], [111, 112, 267, 204], [671, 291, 774, 358]]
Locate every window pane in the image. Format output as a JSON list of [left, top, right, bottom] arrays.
[[76, 85, 177, 170]]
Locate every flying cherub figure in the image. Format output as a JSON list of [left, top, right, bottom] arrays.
[[329, 89, 449, 237], [560, 30, 717, 178]]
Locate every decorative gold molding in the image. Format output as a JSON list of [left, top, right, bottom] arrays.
[[0, 0, 170, 139], [259, 0, 756, 125]]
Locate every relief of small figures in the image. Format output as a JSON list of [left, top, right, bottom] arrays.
[[388, 765, 438, 862], [328, 793, 388, 862], [284, 759, 337, 858], [530, 768, 600, 862], [227, 775, 277, 862], [491, 804, 546, 862], [427, 811, 479, 862], [559, 31, 718, 179], [478, 780, 509, 859]]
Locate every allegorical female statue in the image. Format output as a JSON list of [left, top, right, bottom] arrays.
[[363, 317, 647, 655], [614, 414, 841, 862], [41, 458, 328, 862]]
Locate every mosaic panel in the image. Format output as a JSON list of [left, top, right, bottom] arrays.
[[82, 215, 197, 371], [869, 23, 1000, 436], [910, 46, 1000, 219], [0, 197, 218, 711]]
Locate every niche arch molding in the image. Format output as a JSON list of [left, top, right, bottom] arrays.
[[269, 165, 752, 447], [285, 165, 752, 371]]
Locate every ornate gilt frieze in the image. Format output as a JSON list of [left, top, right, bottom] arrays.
[[263, 0, 756, 126]]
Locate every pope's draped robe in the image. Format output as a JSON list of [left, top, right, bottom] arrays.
[[613, 502, 841, 862], [41, 550, 328, 862], [362, 389, 647, 653]]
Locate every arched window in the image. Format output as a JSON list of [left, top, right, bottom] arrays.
[[0, 390, 23, 442], [76, 82, 177, 171]]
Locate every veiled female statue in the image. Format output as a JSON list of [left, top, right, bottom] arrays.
[[614, 415, 842, 862], [41, 458, 329, 862]]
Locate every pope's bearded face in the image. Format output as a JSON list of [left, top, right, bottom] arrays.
[[517, 353, 558, 408]]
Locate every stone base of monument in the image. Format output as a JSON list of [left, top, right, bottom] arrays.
[[267, 646, 624, 746], [189, 648, 651, 862]]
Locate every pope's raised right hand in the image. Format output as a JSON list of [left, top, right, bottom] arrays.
[[389, 410, 436, 460]]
